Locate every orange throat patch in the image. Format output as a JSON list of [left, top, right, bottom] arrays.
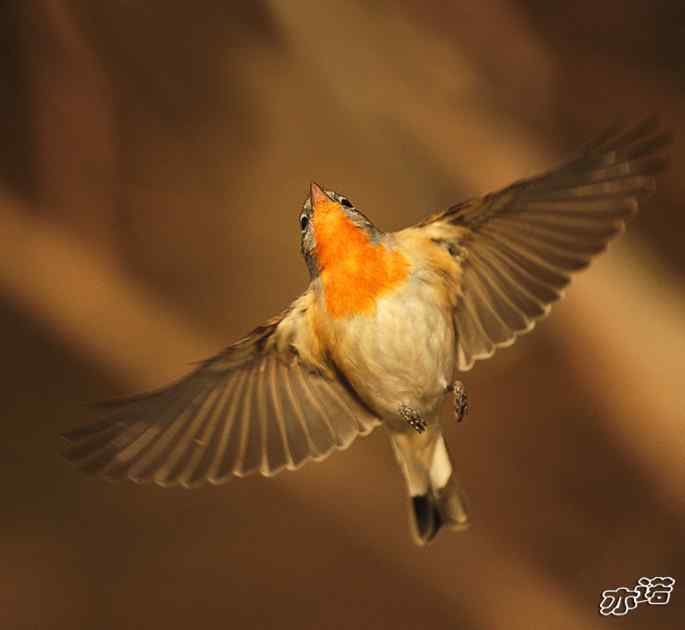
[[313, 202, 409, 319]]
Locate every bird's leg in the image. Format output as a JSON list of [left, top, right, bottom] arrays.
[[399, 404, 427, 434], [449, 380, 469, 423]]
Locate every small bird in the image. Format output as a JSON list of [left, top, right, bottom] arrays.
[[63, 119, 669, 545]]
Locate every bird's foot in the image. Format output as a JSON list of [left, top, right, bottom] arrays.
[[451, 381, 469, 423], [399, 405, 427, 434]]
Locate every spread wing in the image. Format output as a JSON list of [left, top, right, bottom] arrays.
[[62, 292, 380, 487], [420, 118, 670, 371]]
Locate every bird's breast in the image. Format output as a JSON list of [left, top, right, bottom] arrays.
[[319, 241, 410, 320], [325, 277, 456, 420]]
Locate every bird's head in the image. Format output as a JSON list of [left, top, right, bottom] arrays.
[[299, 182, 379, 278]]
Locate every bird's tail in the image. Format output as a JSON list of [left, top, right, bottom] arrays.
[[390, 424, 469, 545]]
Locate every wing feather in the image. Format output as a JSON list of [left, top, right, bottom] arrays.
[[208, 370, 249, 484], [63, 293, 381, 486], [282, 361, 335, 461], [262, 356, 292, 475], [176, 379, 235, 487], [236, 363, 260, 477], [421, 119, 670, 370]]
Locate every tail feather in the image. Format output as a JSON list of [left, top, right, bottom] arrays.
[[391, 425, 469, 545]]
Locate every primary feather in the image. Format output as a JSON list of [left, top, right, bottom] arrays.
[[419, 117, 669, 370]]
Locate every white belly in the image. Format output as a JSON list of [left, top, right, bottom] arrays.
[[330, 279, 455, 422]]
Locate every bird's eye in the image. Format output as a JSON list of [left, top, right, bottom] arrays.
[[299, 214, 309, 231], [340, 197, 353, 208]]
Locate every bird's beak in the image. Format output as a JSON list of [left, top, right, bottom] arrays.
[[310, 182, 329, 209]]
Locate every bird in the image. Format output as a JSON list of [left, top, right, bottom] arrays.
[[62, 119, 670, 545]]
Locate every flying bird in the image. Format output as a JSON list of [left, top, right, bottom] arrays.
[[63, 119, 670, 545]]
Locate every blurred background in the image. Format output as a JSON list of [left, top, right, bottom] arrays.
[[1, 1, 684, 629]]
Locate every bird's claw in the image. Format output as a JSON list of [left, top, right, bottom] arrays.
[[399, 405, 427, 434], [452, 380, 469, 423]]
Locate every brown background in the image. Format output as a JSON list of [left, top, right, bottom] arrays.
[[1, 2, 684, 629]]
